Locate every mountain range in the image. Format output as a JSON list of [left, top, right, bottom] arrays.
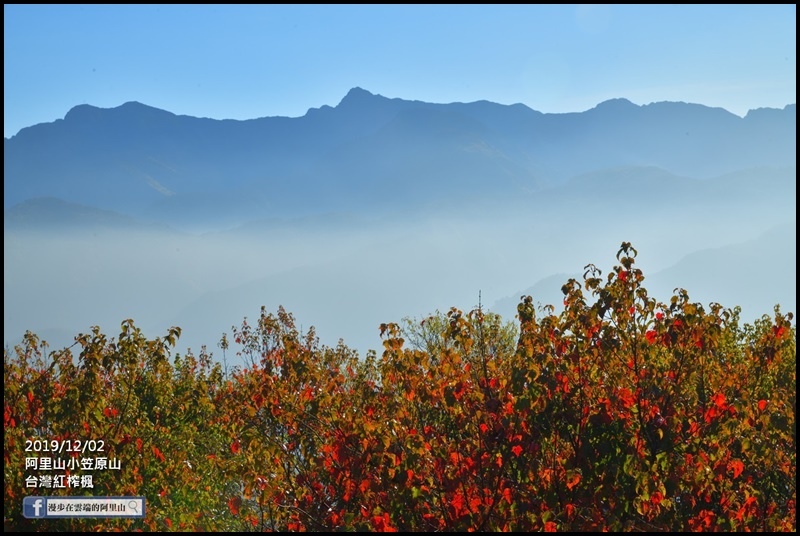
[[4, 87, 795, 229], [3, 88, 796, 358]]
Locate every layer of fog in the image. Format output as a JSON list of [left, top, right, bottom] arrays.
[[5, 190, 795, 366]]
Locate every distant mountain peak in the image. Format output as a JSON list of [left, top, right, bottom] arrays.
[[345, 86, 374, 98], [744, 103, 796, 120], [63, 103, 103, 122], [591, 98, 638, 112], [64, 101, 174, 124], [337, 87, 386, 108], [118, 100, 158, 111]]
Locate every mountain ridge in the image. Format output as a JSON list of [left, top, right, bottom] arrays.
[[4, 88, 795, 357], [9, 88, 796, 138], [4, 87, 796, 232]]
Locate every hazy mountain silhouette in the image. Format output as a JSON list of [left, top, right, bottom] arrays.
[[4, 88, 795, 230], [3, 197, 167, 231], [491, 222, 796, 328], [4, 89, 796, 358]]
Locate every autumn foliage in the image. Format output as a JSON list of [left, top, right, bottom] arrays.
[[4, 243, 796, 531]]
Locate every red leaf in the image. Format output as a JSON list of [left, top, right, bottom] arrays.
[[617, 387, 635, 409], [450, 493, 466, 516], [470, 495, 483, 512], [228, 496, 241, 515], [152, 446, 165, 463], [544, 521, 558, 532], [758, 399, 768, 412], [565, 503, 575, 519], [511, 445, 523, 457], [333, 443, 346, 463], [230, 439, 241, 454], [371, 512, 397, 532], [645, 330, 657, 344]]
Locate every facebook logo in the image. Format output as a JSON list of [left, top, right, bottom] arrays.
[[23, 497, 46, 518]]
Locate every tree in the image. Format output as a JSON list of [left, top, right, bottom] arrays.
[[5, 242, 795, 531]]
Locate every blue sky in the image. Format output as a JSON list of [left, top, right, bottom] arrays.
[[4, 4, 796, 138]]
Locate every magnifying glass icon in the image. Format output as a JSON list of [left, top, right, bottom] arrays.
[[128, 500, 141, 515]]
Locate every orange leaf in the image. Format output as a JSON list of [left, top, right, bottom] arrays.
[[566, 471, 581, 490], [729, 459, 744, 479]]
